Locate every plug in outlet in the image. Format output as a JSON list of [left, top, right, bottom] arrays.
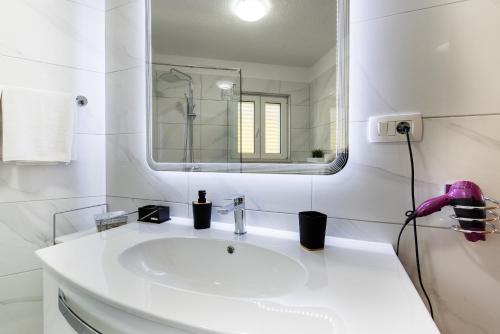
[[368, 113, 422, 143]]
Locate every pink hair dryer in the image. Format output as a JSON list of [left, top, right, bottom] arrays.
[[410, 181, 499, 242]]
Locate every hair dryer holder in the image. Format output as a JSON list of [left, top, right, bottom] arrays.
[[450, 197, 500, 235]]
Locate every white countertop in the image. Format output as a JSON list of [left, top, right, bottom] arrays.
[[36, 218, 439, 334]]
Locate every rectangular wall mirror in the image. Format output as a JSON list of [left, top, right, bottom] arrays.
[[146, 0, 349, 174]]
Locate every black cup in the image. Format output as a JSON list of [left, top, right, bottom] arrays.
[[299, 211, 327, 250]]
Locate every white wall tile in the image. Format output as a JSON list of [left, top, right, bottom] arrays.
[[155, 123, 201, 150], [200, 125, 228, 150], [291, 129, 310, 152], [106, 133, 189, 202], [106, 0, 145, 72], [290, 105, 310, 129], [0, 0, 104, 72], [351, 0, 469, 22], [106, 0, 136, 11], [67, 0, 105, 11], [310, 67, 336, 103], [188, 173, 312, 213], [279, 81, 310, 106], [0, 55, 105, 134], [106, 66, 146, 134], [397, 226, 500, 334], [201, 100, 228, 126], [156, 97, 201, 125], [242, 78, 280, 94], [0, 270, 42, 334], [0, 134, 105, 203], [0, 197, 106, 276], [350, 0, 500, 121]]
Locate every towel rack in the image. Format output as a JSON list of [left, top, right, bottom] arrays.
[[76, 95, 88, 106]]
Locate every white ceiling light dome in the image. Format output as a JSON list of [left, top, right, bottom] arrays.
[[216, 80, 235, 91], [232, 0, 271, 22]]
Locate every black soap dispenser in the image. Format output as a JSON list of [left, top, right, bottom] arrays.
[[193, 190, 212, 229]]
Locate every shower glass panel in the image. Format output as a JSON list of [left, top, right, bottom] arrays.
[[152, 64, 241, 165]]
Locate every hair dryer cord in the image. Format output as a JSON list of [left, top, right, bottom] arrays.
[[395, 129, 434, 319]]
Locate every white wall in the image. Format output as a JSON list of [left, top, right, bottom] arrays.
[[0, 1, 106, 332], [106, 1, 500, 333]]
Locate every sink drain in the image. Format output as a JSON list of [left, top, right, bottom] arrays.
[[226, 245, 235, 254]]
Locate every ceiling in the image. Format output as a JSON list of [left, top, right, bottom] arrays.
[[151, 0, 337, 67]]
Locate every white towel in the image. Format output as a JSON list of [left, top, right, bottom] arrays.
[[0, 87, 75, 164]]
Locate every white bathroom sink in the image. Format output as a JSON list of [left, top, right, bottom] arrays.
[[119, 237, 307, 298], [36, 218, 440, 334]]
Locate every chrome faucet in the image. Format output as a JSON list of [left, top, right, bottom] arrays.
[[217, 195, 246, 235]]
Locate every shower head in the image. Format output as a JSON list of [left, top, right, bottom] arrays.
[[159, 68, 193, 83]]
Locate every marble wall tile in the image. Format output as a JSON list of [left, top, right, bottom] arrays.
[[200, 125, 229, 150], [290, 105, 310, 129], [69, 0, 105, 11], [0, 55, 105, 134], [106, 66, 146, 134], [0, 270, 42, 334], [311, 123, 334, 151], [106, 133, 189, 202], [155, 123, 201, 150], [310, 95, 336, 128], [0, 134, 105, 203], [397, 226, 500, 334], [106, 0, 145, 72], [200, 100, 229, 126], [188, 173, 312, 213], [0, 197, 106, 276], [0, 0, 105, 331], [279, 81, 310, 106], [106, 0, 136, 11], [0, 0, 104, 72], [310, 67, 336, 103], [156, 97, 202, 125], [351, 0, 470, 22], [242, 78, 280, 94], [291, 128, 311, 152], [350, 0, 500, 122]]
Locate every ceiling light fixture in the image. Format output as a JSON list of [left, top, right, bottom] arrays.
[[216, 80, 234, 91], [233, 0, 270, 22]]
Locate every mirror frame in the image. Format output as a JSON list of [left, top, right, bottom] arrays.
[[145, 0, 349, 174]]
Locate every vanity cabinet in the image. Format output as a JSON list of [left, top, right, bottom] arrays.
[[43, 270, 192, 334]]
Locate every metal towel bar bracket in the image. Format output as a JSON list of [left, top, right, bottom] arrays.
[[76, 96, 88, 106]]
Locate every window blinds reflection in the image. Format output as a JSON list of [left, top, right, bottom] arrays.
[[264, 103, 281, 154], [238, 101, 255, 154]]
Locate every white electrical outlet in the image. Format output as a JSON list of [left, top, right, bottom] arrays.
[[368, 113, 423, 143]]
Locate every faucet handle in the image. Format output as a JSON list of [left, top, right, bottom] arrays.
[[225, 194, 245, 204]]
